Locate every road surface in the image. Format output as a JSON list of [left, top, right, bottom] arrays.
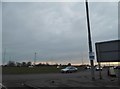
[[2, 69, 119, 88]]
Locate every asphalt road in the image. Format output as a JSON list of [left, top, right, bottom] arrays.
[[2, 69, 119, 88]]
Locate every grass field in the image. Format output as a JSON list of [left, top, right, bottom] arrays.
[[2, 66, 86, 74], [2, 66, 61, 74]]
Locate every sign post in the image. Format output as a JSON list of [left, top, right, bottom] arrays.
[[98, 62, 102, 79]]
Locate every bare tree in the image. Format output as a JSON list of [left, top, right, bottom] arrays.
[[21, 62, 27, 67], [67, 63, 71, 66], [16, 62, 21, 67], [26, 61, 32, 67], [7, 61, 16, 67]]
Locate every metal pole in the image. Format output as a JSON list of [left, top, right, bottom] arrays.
[[34, 52, 37, 66], [98, 62, 102, 79], [85, 0, 95, 80]]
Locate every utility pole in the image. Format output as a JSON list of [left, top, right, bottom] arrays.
[[85, 0, 95, 80], [34, 52, 37, 66], [3, 48, 6, 66], [81, 52, 84, 65]]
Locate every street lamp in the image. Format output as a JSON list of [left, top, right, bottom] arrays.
[[85, 0, 95, 80]]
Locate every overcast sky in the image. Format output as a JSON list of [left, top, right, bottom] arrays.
[[2, 2, 118, 65]]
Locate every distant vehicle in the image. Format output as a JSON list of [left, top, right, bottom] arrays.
[[61, 66, 78, 73], [57, 66, 60, 69], [85, 66, 91, 69], [95, 66, 102, 71], [114, 66, 120, 69], [28, 65, 34, 68]]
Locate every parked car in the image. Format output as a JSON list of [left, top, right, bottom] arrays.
[[85, 66, 91, 69], [114, 66, 120, 69], [61, 66, 78, 73], [95, 66, 102, 71], [28, 65, 34, 68]]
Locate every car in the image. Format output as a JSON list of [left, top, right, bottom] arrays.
[[61, 66, 78, 73], [85, 66, 91, 69], [95, 66, 102, 71], [114, 66, 120, 69], [28, 65, 34, 68]]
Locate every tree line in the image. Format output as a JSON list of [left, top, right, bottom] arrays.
[[3, 61, 70, 67], [3, 61, 32, 67]]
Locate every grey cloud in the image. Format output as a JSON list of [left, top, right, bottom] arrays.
[[2, 2, 118, 64]]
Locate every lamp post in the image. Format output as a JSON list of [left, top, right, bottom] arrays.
[[85, 0, 95, 80]]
